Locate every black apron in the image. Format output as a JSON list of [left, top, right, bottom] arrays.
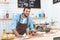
[[16, 15, 28, 35]]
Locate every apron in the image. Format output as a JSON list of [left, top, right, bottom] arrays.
[[16, 15, 28, 35]]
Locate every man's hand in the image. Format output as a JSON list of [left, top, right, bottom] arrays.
[[17, 35, 27, 40], [17, 35, 24, 38]]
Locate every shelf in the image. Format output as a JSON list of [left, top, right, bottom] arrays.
[[51, 28, 60, 30], [0, 2, 9, 4], [0, 18, 12, 20], [33, 17, 47, 20]]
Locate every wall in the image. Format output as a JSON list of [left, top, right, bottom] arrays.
[[41, 0, 60, 27], [0, 0, 60, 35], [0, 0, 42, 35]]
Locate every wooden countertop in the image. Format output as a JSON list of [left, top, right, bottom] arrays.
[[0, 18, 12, 20], [13, 30, 60, 40], [0, 29, 60, 40]]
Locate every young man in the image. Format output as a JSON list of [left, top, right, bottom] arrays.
[[11, 7, 34, 38]]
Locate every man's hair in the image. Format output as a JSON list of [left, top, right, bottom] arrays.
[[23, 7, 31, 11]]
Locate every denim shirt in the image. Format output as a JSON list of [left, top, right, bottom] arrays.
[[11, 14, 34, 31]]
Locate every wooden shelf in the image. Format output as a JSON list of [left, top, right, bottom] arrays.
[[0, 18, 12, 20], [51, 28, 60, 30], [0, 2, 9, 4], [33, 17, 47, 20]]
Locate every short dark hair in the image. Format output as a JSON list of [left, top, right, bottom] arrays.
[[23, 7, 31, 11]]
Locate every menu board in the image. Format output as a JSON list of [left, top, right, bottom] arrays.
[[53, 0, 60, 4], [18, 0, 41, 8]]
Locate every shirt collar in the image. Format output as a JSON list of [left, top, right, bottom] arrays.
[[21, 13, 29, 19]]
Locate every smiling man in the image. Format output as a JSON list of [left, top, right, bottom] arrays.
[[11, 7, 34, 38]]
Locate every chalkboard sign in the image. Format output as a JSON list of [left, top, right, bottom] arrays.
[[53, 0, 60, 4], [18, 0, 41, 8]]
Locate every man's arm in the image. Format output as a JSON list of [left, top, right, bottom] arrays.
[[26, 28, 30, 35], [13, 29, 20, 36], [11, 14, 19, 30], [13, 29, 23, 37], [29, 17, 34, 31], [11, 14, 24, 37], [28, 17, 37, 36]]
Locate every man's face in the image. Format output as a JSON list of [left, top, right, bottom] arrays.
[[23, 8, 31, 17]]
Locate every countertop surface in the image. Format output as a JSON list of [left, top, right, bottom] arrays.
[[0, 30, 60, 40]]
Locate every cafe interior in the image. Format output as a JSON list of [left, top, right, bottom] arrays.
[[0, 0, 60, 40]]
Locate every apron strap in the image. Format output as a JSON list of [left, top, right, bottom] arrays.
[[19, 14, 29, 28], [19, 14, 28, 24], [19, 15, 21, 22]]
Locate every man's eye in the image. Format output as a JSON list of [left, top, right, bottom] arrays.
[[26, 11, 30, 12]]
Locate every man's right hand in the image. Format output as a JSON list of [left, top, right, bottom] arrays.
[[17, 35, 24, 38]]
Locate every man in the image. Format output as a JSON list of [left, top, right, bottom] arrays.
[[11, 7, 34, 38]]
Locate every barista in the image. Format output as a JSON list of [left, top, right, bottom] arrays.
[[11, 7, 35, 38]]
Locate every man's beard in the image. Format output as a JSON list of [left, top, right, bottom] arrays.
[[23, 13, 28, 17]]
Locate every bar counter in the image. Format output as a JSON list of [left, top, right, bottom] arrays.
[[0, 30, 60, 40]]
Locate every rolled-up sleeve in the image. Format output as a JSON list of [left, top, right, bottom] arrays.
[[28, 17, 34, 31], [11, 14, 19, 30]]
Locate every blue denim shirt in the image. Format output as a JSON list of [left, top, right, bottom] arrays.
[[11, 14, 34, 31]]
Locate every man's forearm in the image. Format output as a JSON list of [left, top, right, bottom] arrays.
[[13, 29, 24, 38], [26, 28, 30, 35], [13, 29, 20, 36]]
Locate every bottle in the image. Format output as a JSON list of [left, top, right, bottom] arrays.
[[6, 13, 9, 18], [3, 29, 6, 35], [42, 13, 45, 18], [6, 10, 9, 18], [51, 19, 55, 26]]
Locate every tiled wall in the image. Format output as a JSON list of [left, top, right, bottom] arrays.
[[0, 20, 12, 36], [0, 0, 42, 35], [0, 0, 60, 35]]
